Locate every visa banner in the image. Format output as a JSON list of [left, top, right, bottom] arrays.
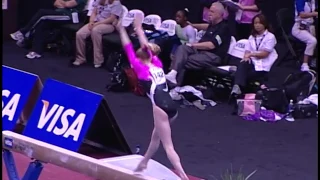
[[23, 79, 103, 152], [2, 66, 40, 131]]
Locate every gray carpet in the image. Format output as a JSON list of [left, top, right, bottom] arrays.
[[3, 42, 318, 180]]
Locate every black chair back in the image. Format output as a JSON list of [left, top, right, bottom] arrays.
[[79, 10, 90, 24], [273, 42, 300, 68], [276, 8, 298, 58], [276, 8, 295, 35]]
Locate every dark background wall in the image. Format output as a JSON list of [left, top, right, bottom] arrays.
[[3, 0, 18, 40], [17, 0, 53, 27], [121, 0, 203, 22], [4, 0, 295, 41], [122, 0, 295, 37], [256, 0, 295, 35], [121, 0, 295, 26]]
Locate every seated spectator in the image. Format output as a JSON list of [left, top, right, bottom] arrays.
[[230, 14, 278, 96], [292, 0, 318, 71], [203, 1, 232, 36], [73, 0, 122, 68], [235, 0, 260, 40], [10, 0, 86, 59], [175, 9, 197, 44], [165, 2, 232, 86], [170, 8, 197, 61]]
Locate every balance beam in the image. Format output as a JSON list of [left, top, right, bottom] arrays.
[[2, 131, 157, 180]]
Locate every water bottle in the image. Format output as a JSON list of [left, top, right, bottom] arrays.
[[286, 100, 295, 122], [135, 145, 140, 154]]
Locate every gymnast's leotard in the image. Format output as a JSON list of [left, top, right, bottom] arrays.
[[124, 43, 178, 119]]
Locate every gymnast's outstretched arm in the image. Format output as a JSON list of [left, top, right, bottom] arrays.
[[117, 22, 140, 68], [133, 15, 149, 48], [134, 16, 163, 68], [133, 16, 163, 67]]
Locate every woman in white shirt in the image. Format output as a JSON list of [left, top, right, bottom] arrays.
[[292, 0, 318, 71], [231, 14, 278, 96], [170, 9, 196, 60]]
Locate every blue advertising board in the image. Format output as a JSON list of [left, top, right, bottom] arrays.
[[2, 66, 40, 131], [23, 79, 103, 152]]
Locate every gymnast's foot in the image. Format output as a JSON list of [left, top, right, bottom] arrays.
[[179, 173, 189, 180], [134, 160, 148, 172]]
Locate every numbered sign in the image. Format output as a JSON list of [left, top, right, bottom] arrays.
[[159, 20, 177, 36], [229, 39, 249, 59], [122, 9, 145, 27], [150, 67, 166, 85]]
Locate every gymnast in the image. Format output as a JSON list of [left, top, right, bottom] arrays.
[[116, 15, 189, 180]]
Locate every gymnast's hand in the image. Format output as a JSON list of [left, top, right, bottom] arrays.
[[115, 19, 124, 31], [88, 22, 95, 31], [133, 14, 144, 29], [142, 43, 150, 50]]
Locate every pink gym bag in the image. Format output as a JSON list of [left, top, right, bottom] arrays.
[[237, 93, 262, 116]]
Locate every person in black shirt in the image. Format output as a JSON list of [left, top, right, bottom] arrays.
[[166, 2, 231, 86], [10, 0, 86, 59]]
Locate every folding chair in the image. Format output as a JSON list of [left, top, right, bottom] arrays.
[[276, 8, 305, 62]]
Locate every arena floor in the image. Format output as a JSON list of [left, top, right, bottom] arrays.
[[2, 41, 318, 180]]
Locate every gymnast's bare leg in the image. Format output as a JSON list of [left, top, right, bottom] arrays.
[[134, 106, 177, 171], [135, 106, 188, 179], [116, 15, 188, 180]]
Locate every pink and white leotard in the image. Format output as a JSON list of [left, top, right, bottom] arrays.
[[124, 43, 178, 118]]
